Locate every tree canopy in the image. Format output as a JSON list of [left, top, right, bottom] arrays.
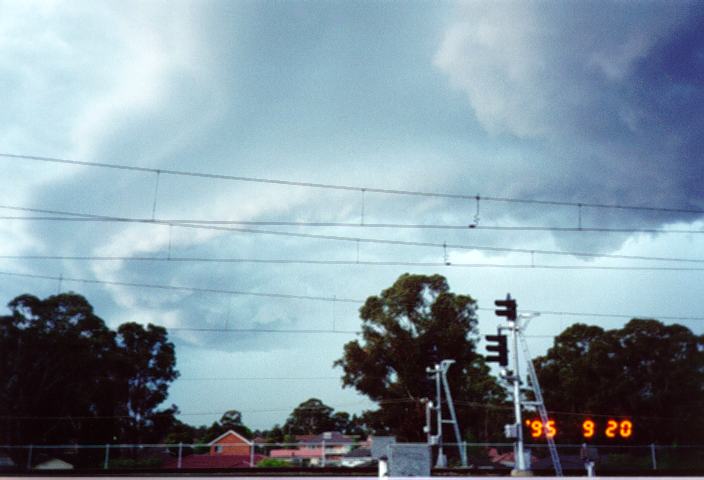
[[533, 319, 704, 443], [0, 293, 179, 445], [335, 273, 506, 441], [282, 398, 360, 435]]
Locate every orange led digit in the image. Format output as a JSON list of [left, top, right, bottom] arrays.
[[619, 420, 633, 438], [605, 419, 618, 438], [582, 419, 595, 439], [546, 420, 557, 438], [530, 420, 543, 438]]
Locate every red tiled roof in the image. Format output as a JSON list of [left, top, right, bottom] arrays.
[[270, 447, 323, 459], [162, 454, 265, 469]]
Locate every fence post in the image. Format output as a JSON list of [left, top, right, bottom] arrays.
[[26, 445, 33, 470], [104, 444, 110, 470], [250, 441, 255, 467], [321, 440, 326, 467], [177, 442, 183, 469], [650, 443, 657, 470]]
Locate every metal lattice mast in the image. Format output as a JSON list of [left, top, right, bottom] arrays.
[[519, 332, 563, 477], [426, 360, 467, 467], [440, 360, 468, 467]]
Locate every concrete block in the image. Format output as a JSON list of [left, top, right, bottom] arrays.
[[370, 436, 396, 459], [388, 443, 430, 477]]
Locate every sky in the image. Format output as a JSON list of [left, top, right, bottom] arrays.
[[1, 0, 703, 432]]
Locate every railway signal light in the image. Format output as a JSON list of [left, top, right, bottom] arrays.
[[485, 334, 508, 366], [495, 295, 517, 321]]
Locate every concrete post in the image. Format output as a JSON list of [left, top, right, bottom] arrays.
[[177, 442, 183, 469], [650, 443, 657, 470], [103, 444, 110, 470], [378, 455, 388, 479]]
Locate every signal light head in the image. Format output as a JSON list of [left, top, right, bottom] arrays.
[[494, 297, 517, 321], [485, 334, 508, 366]]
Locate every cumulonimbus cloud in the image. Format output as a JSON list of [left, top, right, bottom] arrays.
[[434, 2, 704, 226]]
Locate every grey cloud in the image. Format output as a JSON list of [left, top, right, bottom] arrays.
[[434, 1, 704, 234]]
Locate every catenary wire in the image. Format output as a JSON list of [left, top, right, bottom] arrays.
[[178, 376, 340, 381], [3, 152, 704, 215], [1, 203, 703, 264], [1, 214, 702, 235], [2, 268, 703, 322], [0, 270, 358, 303], [4, 254, 704, 271]]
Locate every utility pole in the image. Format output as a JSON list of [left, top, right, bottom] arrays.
[[510, 313, 526, 473], [490, 295, 562, 477], [494, 294, 527, 474], [426, 363, 446, 467]]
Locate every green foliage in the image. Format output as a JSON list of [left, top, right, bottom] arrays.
[[283, 398, 351, 435], [533, 319, 704, 443], [218, 409, 253, 438], [334, 274, 507, 441], [0, 293, 179, 445], [117, 322, 179, 443], [257, 457, 292, 467]]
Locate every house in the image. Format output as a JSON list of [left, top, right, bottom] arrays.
[[268, 431, 357, 466], [161, 429, 265, 470], [341, 447, 373, 467], [0, 451, 15, 470], [208, 430, 252, 456], [270, 447, 324, 466]]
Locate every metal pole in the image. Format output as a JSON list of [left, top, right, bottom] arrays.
[[440, 360, 466, 466], [651, 443, 657, 470], [250, 442, 255, 467], [434, 365, 445, 467], [104, 444, 110, 470], [321, 439, 326, 467], [512, 318, 526, 472], [424, 399, 433, 445], [177, 442, 183, 469]]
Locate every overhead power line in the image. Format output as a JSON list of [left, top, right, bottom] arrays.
[[0, 270, 358, 303], [1, 215, 702, 235], [171, 327, 358, 335], [4, 254, 704, 271], [1, 204, 703, 264], [3, 152, 704, 215], [178, 376, 340, 381], [1, 268, 703, 323]]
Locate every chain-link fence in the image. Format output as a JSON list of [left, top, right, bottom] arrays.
[[1, 441, 704, 473]]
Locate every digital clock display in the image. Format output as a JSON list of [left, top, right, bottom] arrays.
[[524, 418, 634, 440]]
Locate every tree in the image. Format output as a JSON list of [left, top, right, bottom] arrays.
[[218, 409, 253, 438], [0, 293, 123, 445], [283, 398, 338, 435], [533, 319, 704, 443], [335, 274, 506, 441], [116, 322, 180, 443], [0, 293, 181, 447]]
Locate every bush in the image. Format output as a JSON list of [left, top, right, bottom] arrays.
[[257, 458, 292, 468]]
